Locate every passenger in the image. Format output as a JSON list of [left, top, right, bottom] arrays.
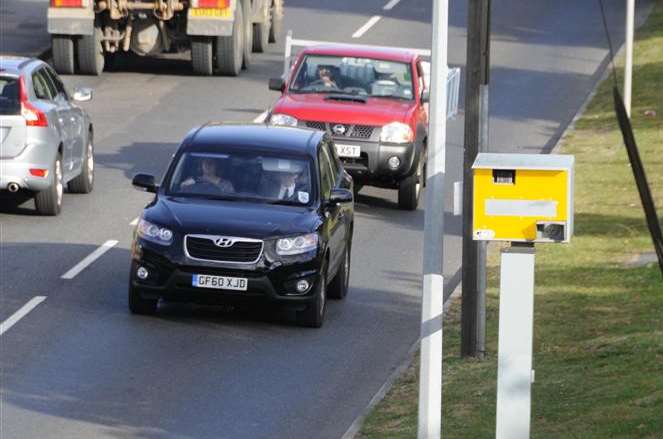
[[181, 157, 234, 193]]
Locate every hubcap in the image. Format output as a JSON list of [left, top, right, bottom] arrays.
[[87, 142, 94, 184], [55, 159, 63, 206], [344, 249, 350, 289], [319, 275, 326, 316], [415, 160, 423, 196]]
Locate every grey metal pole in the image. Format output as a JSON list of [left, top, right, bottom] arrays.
[[417, 0, 448, 437], [476, 84, 489, 358], [624, 0, 635, 117]]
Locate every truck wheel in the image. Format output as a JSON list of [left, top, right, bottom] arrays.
[[241, 0, 252, 69], [252, 19, 270, 53], [191, 38, 214, 76], [398, 159, 423, 211], [216, 3, 244, 76], [328, 245, 350, 300], [52, 35, 75, 75], [34, 153, 63, 216], [67, 133, 94, 194], [268, 0, 283, 43], [78, 27, 104, 75]]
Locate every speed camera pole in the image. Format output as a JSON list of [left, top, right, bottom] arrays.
[[624, 0, 635, 116], [418, 0, 449, 437]]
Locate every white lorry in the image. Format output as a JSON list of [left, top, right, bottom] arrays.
[[47, 0, 283, 76]]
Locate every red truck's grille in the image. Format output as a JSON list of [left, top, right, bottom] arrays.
[[303, 121, 375, 140]]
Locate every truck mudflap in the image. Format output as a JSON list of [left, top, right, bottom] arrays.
[[186, 0, 235, 37], [47, 7, 94, 35]]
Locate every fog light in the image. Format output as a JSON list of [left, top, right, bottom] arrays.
[[388, 156, 401, 170], [296, 280, 310, 293], [136, 266, 149, 280]]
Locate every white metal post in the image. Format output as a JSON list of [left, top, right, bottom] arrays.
[[624, 0, 635, 117], [496, 244, 536, 439], [418, 0, 448, 437]]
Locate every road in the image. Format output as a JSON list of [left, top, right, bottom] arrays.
[[0, 0, 650, 438]]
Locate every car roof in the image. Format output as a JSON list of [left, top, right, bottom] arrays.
[[187, 123, 323, 156], [300, 45, 417, 63], [0, 56, 41, 75]]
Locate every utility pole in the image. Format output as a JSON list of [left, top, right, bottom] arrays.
[[461, 0, 491, 357], [418, 0, 448, 437], [624, 0, 635, 117]]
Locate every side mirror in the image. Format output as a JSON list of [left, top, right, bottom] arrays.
[[132, 173, 158, 193], [72, 87, 93, 102], [327, 188, 353, 205], [269, 77, 286, 92], [421, 89, 430, 103]]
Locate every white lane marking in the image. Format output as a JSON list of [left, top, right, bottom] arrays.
[[0, 296, 47, 336], [254, 111, 269, 123], [130, 217, 139, 226], [61, 240, 119, 280], [383, 0, 401, 10], [352, 16, 382, 39]]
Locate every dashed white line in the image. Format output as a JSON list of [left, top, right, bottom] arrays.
[[352, 15, 382, 39], [383, 0, 401, 10], [0, 296, 47, 336], [254, 111, 269, 123], [61, 240, 119, 280]]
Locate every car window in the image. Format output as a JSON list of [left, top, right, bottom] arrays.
[[43, 67, 68, 99], [290, 55, 414, 100], [0, 76, 20, 115], [32, 69, 54, 101], [318, 145, 335, 198], [167, 151, 314, 206]]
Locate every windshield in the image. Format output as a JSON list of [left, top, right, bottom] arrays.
[[0, 77, 20, 116], [167, 151, 314, 206], [289, 55, 414, 100]]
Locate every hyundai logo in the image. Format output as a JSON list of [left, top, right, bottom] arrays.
[[214, 237, 234, 248], [332, 124, 347, 135]]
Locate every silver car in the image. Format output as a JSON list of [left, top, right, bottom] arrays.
[[0, 56, 94, 215]]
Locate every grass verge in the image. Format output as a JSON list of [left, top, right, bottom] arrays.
[[358, 2, 663, 437]]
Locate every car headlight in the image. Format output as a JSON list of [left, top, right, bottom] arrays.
[[137, 218, 174, 246], [276, 233, 318, 256], [269, 113, 298, 127], [380, 122, 414, 143]]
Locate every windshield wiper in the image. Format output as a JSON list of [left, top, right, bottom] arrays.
[[324, 94, 368, 103], [267, 199, 301, 206]]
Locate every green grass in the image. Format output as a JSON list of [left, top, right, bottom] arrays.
[[359, 1, 663, 437]]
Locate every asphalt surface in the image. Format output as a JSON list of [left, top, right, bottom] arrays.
[[0, 0, 651, 438]]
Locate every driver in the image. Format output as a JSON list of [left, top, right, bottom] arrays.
[[315, 65, 338, 89], [181, 157, 234, 193]]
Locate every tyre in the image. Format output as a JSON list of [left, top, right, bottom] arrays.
[[34, 153, 63, 216], [77, 27, 104, 75], [268, 0, 283, 44], [328, 244, 351, 300], [296, 265, 327, 328], [241, 0, 252, 69], [216, 3, 244, 76], [128, 284, 158, 315], [191, 38, 214, 76], [398, 157, 423, 211], [52, 35, 75, 75], [67, 133, 94, 194], [252, 19, 270, 53]]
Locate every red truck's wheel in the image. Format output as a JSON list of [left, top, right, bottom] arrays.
[[191, 38, 214, 76], [52, 35, 75, 75], [216, 2, 244, 76]]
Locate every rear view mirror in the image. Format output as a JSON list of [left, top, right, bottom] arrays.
[[269, 77, 286, 92], [328, 188, 353, 205], [72, 87, 93, 102], [132, 173, 158, 193], [421, 89, 430, 103]]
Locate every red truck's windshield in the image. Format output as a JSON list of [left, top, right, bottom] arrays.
[[289, 55, 414, 101]]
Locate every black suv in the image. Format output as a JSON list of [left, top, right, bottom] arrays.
[[129, 124, 354, 328]]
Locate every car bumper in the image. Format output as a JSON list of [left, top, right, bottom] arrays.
[[130, 240, 323, 308], [0, 142, 56, 192], [334, 139, 419, 187]]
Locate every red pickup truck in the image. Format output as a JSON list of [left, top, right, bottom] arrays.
[[267, 43, 430, 210]]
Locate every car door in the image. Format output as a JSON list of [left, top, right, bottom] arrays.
[[318, 141, 345, 276], [43, 66, 82, 175]]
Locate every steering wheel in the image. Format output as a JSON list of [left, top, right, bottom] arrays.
[[308, 79, 338, 89]]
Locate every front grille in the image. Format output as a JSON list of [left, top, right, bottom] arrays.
[[185, 235, 263, 264], [303, 121, 375, 139]]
